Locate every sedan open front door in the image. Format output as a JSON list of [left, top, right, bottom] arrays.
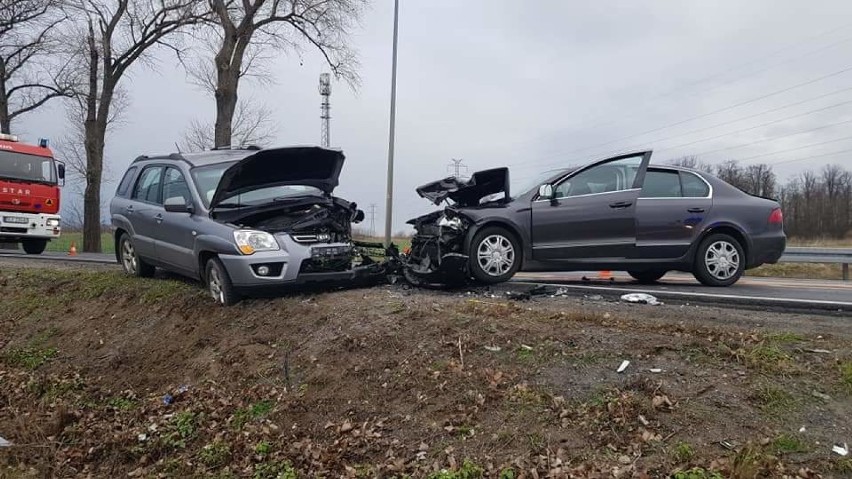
[[530, 152, 651, 262]]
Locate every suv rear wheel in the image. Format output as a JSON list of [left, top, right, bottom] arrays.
[[119, 234, 154, 277], [22, 239, 47, 255]]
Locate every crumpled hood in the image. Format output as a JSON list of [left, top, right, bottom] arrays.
[[415, 167, 509, 207], [210, 146, 344, 209]]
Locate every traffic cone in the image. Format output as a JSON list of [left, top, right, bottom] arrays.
[[68, 241, 77, 256], [598, 270, 613, 280]]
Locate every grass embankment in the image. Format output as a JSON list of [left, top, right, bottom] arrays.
[[1, 266, 851, 477], [45, 232, 115, 254]]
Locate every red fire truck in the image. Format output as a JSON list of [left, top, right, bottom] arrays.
[[0, 133, 65, 254]]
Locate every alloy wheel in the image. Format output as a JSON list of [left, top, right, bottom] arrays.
[[704, 240, 740, 281], [121, 239, 137, 274], [477, 234, 515, 277], [208, 266, 224, 304]]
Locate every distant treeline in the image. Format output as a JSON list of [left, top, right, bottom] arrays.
[[669, 157, 851, 239]]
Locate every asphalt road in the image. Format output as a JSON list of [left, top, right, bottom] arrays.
[[1, 250, 850, 312], [512, 271, 852, 313]]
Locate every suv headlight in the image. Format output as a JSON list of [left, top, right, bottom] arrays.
[[234, 230, 279, 255], [437, 215, 462, 230], [46, 218, 60, 227]]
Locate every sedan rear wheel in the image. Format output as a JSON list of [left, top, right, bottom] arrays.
[[469, 227, 521, 284], [693, 233, 744, 286]]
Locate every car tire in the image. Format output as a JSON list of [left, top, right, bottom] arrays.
[[21, 239, 47, 255], [693, 233, 745, 287], [118, 234, 155, 277], [204, 257, 240, 306], [469, 226, 521, 284], [627, 270, 667, 284]]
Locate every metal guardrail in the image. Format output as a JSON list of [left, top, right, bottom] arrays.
[[781, 247, 851, 280]]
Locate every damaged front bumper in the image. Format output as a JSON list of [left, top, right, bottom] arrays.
[[401, 209, 472, 285]]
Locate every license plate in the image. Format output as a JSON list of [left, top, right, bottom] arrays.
[[3, 216, 28, 224], [311, 245, 351, 258]]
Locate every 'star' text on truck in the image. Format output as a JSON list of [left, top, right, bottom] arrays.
[[0, 133, 65, 254]]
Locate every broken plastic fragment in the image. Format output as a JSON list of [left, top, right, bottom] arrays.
[[0, 436, 10, 448], [617, 360, 630, 373], [832, 443, 848, 456], [520, 344, 534, 351], [720, 440, 735, 450], [804, 348, 831, 354], [620, 293, 661, 305], [484, 346, 501, 352], [649, 368, 662, 373]]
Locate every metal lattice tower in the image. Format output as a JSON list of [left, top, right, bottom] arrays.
[[447, 158, 468, 178], [368, 203, 377, 237], [319, 73, 331, 147]]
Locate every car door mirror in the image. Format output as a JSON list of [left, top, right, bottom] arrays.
[[164, 196, 193, 214], [538, 184, 554, 200]]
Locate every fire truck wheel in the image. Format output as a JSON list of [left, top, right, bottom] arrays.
[[22, 239, 47, 255]]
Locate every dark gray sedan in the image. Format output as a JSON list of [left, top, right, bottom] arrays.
[[404, 151, 786, 286]]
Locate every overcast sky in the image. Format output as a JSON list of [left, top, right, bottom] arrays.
[[16, 0, 852, 231]]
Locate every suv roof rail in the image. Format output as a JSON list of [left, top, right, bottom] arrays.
[[132, 155, 149, 163]]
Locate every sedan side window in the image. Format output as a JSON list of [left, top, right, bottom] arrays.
[[554, 156, 642, 198], [163, 167, 192, 206], [132, 166, 163, 204], [681, 172, 710, 197], [640, 170, 682, 198]]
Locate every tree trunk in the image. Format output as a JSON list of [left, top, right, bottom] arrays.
[[0, 62, 10, 134], [82, 120, 104, 253], [214, 76, 237, 148]]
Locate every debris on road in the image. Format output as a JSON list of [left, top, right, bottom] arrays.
[[620, 293, 661, 305], [0, 436, 11, 447], [832, 443, 849, 456], [617, 360, 630, 373]]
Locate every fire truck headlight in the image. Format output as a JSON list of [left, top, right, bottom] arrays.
[[46, 218, 60, 227]]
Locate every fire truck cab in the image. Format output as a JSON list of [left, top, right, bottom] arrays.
[[0, 133, 64, 254]]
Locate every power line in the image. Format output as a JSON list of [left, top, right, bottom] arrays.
[[368, 203, 377, 237], [735, 135, 852, 163], [515, 64, 852, 167], [772, 147, 852, 166]]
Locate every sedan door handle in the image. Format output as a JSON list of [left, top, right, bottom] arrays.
[[155, 213, 163, 224], [687, 207, 705, 213], [609, 201, 633, 209], [125, 206, 134, 213]]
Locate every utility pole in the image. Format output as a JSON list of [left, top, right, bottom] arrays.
[[447, 158, 468, 178], [319, 73, 331, 147], [384, 0, 399, 246], [368, 203, 377, 237]]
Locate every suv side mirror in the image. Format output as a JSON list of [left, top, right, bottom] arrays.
[[164, 196, 194, 214], [538, 184, 553, 199]]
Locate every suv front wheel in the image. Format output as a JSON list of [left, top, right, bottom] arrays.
[[205, 257, 240, 306]]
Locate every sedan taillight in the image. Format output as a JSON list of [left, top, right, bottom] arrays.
[[768, 208, 783, 225]]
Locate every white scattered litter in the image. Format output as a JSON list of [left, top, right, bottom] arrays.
[[832, 443, 849, 456], [798, 426, 806, 433], [137, 433, 147, 442], [649, 368, 662, 373], [804, 348, 832, 354], [812, 390, 831, 400], [484, 346, 501, 352], [0, 436, 10, 447], [617, 360, 630, 373], [638, 415, 649, 426], [520, 344, 534, 351], [620, 293, 661, 305]]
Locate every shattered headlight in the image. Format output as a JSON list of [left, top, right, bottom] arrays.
[[437, 215, 463, 230], [233, 230, 280, 255]]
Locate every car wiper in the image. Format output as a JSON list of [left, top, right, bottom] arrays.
[[212, 202, 245, 209]]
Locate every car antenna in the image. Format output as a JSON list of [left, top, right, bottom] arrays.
[[174, 142, 182, 154]]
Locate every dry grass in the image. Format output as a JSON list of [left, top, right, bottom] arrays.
[[748, 262, 844, 280]]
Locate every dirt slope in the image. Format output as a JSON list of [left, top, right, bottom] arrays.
[[1, 265, 851, 478]]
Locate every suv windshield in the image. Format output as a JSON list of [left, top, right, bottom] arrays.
[[192, 162, 324, 208], [0, 150, 56, 184]]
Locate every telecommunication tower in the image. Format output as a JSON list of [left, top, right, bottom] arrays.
[[319, 73, 331, 147], [447, 158, 468, 178]]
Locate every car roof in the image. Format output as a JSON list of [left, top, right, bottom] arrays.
[[132, 145, 342, 168]]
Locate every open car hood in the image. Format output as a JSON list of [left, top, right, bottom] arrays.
[[416, 167, 509, 207], [209, 147, 344, 209]]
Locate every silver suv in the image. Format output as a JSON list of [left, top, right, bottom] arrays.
[[109, 146, 377, 305]]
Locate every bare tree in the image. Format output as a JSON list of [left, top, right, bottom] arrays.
[[198, 0, 365, 148], [179, 97, 277, 151], [0, 0, 73, 133], [64, 0, 205, 252], [666, 155, 713, 173], [743, 163, 776, 198]]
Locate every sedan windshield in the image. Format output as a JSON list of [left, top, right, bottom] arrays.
[[0, 150, 56, 184], [192, 162, 324, 208]]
